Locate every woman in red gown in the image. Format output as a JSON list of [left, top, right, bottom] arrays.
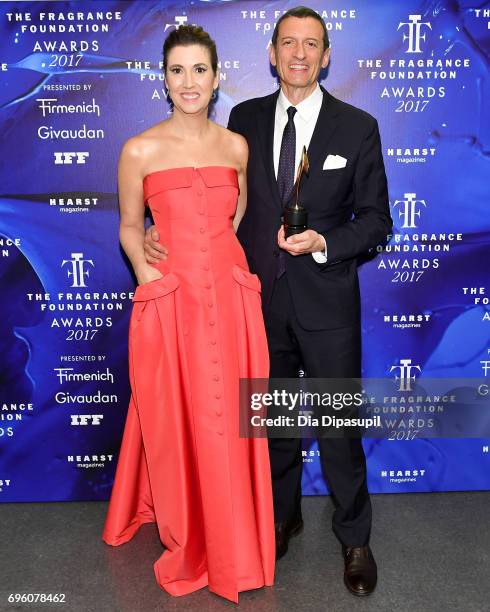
[[102, 26, 275, 602]]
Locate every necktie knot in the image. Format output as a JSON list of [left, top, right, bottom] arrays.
[[287, 106, 297, 122]]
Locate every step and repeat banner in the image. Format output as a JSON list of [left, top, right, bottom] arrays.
[[1, 0, 489, 501]]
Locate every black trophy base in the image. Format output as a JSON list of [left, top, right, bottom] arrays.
[[284, 206, 308, 239], [284, 223, 307, 238]]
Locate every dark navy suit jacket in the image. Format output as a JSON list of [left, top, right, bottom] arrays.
[[228, 87, 392, 331]]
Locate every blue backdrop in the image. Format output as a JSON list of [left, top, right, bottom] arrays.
[[1, 0, 489, 501]]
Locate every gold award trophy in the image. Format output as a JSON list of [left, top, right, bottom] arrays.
[[283, 146, 309, 239]]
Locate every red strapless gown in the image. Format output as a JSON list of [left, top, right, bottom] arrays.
[[102, 166, 275, 603]]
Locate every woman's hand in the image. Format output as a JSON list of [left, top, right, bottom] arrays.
[[135, 264, 164, 286], [144, 225, 168, 263]]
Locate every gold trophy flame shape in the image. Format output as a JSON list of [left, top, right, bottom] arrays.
[[284, 146, 309, 239]]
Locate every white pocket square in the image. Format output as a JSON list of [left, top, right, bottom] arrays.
[[323, 154, 347, 170]]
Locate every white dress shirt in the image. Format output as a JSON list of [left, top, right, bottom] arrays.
[[273, 83, 327, 263]]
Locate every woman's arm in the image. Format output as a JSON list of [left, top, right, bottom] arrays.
[[232, 134, 248, 232], [118, 138, 163, 285]]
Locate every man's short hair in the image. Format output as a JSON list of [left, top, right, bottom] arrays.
[[271, 6, 330, 51]]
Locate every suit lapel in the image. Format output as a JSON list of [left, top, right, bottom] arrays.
[[254, 87, 341, 208], [255, 90, 282, 209], [306, 87, 341, 171]]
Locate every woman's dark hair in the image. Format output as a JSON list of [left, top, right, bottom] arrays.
[[163, 25, 218, 74], [271, 6, 329, 51]]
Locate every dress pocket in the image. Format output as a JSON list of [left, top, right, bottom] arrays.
[[132, 273, 180, 302], [232, 264, 261, 292]]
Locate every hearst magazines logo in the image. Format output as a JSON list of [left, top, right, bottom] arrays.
[[381, 468, 426, 483], [398, 15, 431, 53], [61, 253, 94, 288], [67, 453, 113, 469], [392, 193, 426, 229], [384, 313, 431, 329], [49, 195, 98, 214], [386, 146, 436, 165], [390, 359, 421, 392]]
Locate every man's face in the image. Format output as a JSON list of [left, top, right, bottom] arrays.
[[270, 16, 330, 91]]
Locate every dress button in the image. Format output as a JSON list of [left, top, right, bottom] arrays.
[[198, 210, 204, 215], [213, 375, 220, 381], [203, 265, 210, 271], [212, 358, 218, 364], [197, 189, 203, 196], [216, 410, 222, 417], [215, 393, 221, 399], [217, 430, 224, 436], [208, 302, 213, 308], [205, 283, 211, 289], [211, 339, 217, 345], [209, 321, 215, 326], [201, 247, 207, 253], [200, 227, 206, 233]]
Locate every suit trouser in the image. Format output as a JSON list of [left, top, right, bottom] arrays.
[[265, 274, 372, 547]]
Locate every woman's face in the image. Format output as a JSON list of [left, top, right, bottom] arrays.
[[165, 44, 219, 115]]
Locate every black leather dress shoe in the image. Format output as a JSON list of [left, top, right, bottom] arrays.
[[343, 545, 377, 596], [275, 515, 304, 560]]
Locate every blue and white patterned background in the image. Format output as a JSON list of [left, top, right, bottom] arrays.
[[0, 0, 489, 501]]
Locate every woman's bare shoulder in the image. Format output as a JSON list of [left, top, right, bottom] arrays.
[[120, 121, 170, 164], [214, 123, 248, 165]]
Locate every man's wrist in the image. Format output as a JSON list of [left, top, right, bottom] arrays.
[[316, 234, 326, 253], [311, 234, 328, 263]]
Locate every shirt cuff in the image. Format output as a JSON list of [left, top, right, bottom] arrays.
[[311, 235, 327, 263]]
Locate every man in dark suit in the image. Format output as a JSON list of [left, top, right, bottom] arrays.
[[145, 6, 391, 597], [229, 6, 391, 597]]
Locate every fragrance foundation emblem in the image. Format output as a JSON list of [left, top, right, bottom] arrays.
[[398, 15, 431, 53], [356, 11, 471, 114], [393, 193, 426, 229], [390, 359, 421, 392], [61, 253, 94, 288]]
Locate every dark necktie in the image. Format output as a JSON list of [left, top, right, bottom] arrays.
[[276, 106, 297, 278], [277, 106, 297, 205]]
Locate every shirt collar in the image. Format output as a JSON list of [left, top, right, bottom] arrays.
[[277, 83, 323, 122]]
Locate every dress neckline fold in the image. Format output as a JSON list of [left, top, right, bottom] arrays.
[[143, 165, 238, 182]]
